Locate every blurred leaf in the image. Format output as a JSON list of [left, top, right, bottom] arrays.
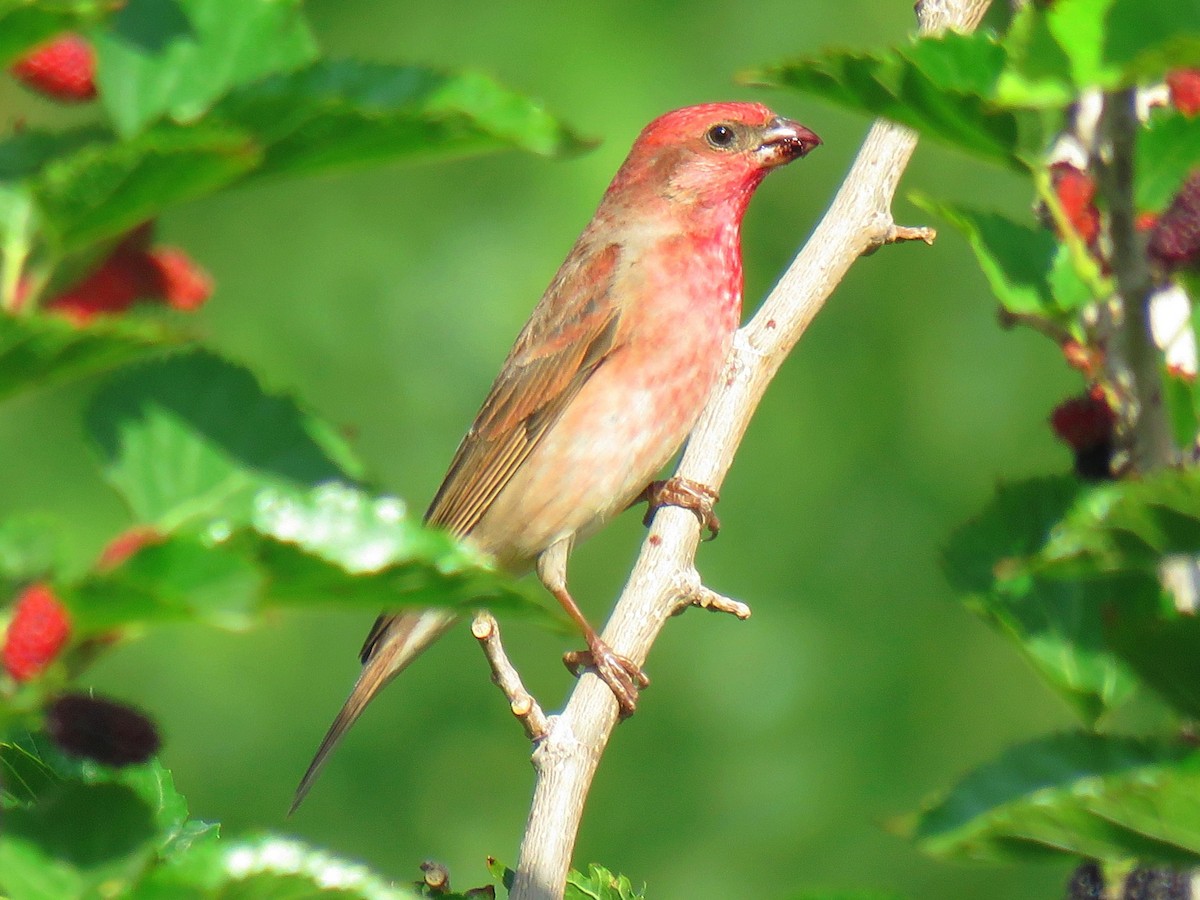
[[0, 737, 60, 808], [1137, 113, 1200, 214], [64, 483, 551, 632], [912, 195, 1098, 321], [0, 314, 185, 404], [0, 780, 159, 900], [0, 127, 111, 183], [788, 894, 910, 900], [746, 33, 1042, 169], [944, 477, 1137, 723], [90, 0, 317, 137], [0, 514, 64, 584], [565, 864, 645, 900], [213, 60, 591, 182], [130, 834, 422, 899], [86, 350, 362, 528], [912, 732, 1200, 864], [1042, 467, 1200, 572], [30, 123, 259, 254], [999, 0, 1200, 106], [0, 0, 116, 68], [1102, 580, 1200, 720]]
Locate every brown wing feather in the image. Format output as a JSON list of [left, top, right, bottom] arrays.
[[426, 242, 623, 537]]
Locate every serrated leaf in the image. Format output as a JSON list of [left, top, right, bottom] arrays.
[[211, 60, 590, 183], [86, 350, 361, 529], [912, 732, 1200, 864], [0, 780, 159, 899], [1137, 113, 1200, 214], [747, 33, 1043, 169], [130, 834, 422, 900], [0, 127, 112, 183], [1102, 582, 1200, 720], [999, 0, 1200, 107], [63, 483, 554, 633], [944, 477, 1137, 723], [29, 123, 259, 254], [0, 514, 64, 584], [912, 195, 1099, 320], [90, 0, 318, 138], [565, 864, 645, 900], [0, 0, 116, 69], [1043, 468, 1200, 571], [0, 314, 184, 405]]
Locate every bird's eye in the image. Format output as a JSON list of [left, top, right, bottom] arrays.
[[705, 124, 737, 149]]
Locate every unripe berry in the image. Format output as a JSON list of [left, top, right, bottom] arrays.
[[10, 35, 97, 102], [3, 583, 71, 682], [1167, 69, 1200, 117], [1050, 162, 1100, 245]]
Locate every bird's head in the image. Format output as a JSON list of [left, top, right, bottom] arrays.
[[607, 102, 821, 215]]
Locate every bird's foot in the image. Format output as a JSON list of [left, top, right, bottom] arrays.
[[563, 638, 650, 717], [641, 476, 721, 539]]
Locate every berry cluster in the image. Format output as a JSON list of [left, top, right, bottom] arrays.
[[43, 224, 213, 325], [1044, 70, 1200, 480], [8, 36, 214, 324]]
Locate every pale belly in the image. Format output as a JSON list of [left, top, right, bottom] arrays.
[[469, 323, 734, 572]]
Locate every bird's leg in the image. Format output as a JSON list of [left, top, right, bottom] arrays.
[[537, 539, 649, 717], [638, 476, 721, 539]]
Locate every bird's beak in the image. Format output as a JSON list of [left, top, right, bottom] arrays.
[[755, 117, 821, 166]]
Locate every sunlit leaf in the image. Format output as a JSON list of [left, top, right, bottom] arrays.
[[912, 733, 1200, 865]]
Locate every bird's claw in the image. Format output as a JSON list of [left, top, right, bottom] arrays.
[[563, 639, 649, 717], [641, 476, 721, 540]]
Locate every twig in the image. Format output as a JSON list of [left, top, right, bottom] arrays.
[[1097, 87, 1176, 471], [471, 612, 549, 742], [508, 2, 992, 898]]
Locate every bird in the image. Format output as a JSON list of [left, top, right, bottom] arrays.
[[292, 102, 820, 812]]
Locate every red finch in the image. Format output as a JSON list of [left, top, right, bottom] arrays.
[[293, 102, 819, 810]]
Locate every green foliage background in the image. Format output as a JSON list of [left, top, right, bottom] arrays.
[[0, 1, 1092, 897]]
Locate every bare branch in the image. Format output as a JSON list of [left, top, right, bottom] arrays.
[[471, 612, 549, 742], [509, 3, 992, 898]]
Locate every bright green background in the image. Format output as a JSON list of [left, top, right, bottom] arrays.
[[1, 2, 1084, 897]]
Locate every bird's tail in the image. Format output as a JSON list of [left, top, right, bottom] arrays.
[[289, 608, 457, 813]]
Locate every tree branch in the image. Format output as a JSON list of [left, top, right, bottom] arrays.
[[509, 2, 992, 897]]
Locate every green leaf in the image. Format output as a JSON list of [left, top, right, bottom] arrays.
[[0, 0, 115, 69], [130, 834, 423, 900], [29, 123, 259, 255], [0, 127, 114, 184], [212, 60, 591, 183], [944, 477, 1137, 723], [0, 738, 61, 808], [999, 0, 1200, 106], [86, 350, 362, 529], [0, 514, 63, 584], [0, 780, 159, 899], [746, 33, 1043, 169], [1102, 581, 1200, 720], [912, 195, 1099, 320], [90, 0, 318, 138], [0, 314, 185, 405], [1042, 468, 1200, 572], [63, 483, 552, 633], [912, 732, 1200, 864], [1136, 113, 1200, 214], [565, 863, 646, 900]]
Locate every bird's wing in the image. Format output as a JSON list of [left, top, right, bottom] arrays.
[[425, 241, 624, 537]]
